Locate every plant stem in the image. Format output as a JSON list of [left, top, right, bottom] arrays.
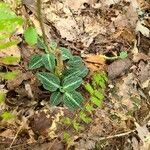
[[36, 0, 64, 75], [36, 0, 51, 53], [55, 49, 64, 76], [100, 55, 118, 60]]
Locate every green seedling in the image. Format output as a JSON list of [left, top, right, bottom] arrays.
[[0, 91, 6, 103], [1, 111, 15, 120]]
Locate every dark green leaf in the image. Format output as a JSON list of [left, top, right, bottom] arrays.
[[63, 91, 84, 109], [37, 37, 49, 53], [37, 37, 45, 49], [50, 41, 57, 50], [63, 76, 82, 91], [28, 54, 43, 70], [67, 56, 84, 67], [64, 66, 88, 80], [50, 91, 62, 106], [42, 54, 55, 71], [24, 27, 38, 46], [37, 72, 60, 92], [60, 47, 72, 60]]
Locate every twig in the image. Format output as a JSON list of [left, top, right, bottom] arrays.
[[7, 125, 23, 150], [36, 0, 51, 53], [97, 130, 135, 141]]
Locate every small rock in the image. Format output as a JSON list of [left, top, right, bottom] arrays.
[[108, 58, 132, 79]]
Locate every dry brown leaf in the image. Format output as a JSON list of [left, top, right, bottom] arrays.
[[112, 2, 138, 29], [66, 0, 96, 11], [82, 54, 106, 72], [133, 53, 150, 62], [82, 54, 106, 64], [136, 21, 150, 37], [0, 129, 14, 139], [108, 58, 132, 79], [113, 28, 135, 44], [7, 72, 33, 90]]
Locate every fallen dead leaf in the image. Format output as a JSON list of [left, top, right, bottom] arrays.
[[113, 28, 135, 44], [133, 53, 150, 62], [108, 58, 132, 79], [138, 61, 150, 84], [82, 54, 106, 72], [0, 129, 14, 139], [136, 21, 150, 37], [29, 111, 52, 136], [7, 72, 33, 90], [82, 54, 106, 64], [65, 0, 96, 11]]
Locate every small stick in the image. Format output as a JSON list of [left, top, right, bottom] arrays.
[[36, 0, 51, 53], [7, 125, 23, 150], [97, 130, 135, 141]]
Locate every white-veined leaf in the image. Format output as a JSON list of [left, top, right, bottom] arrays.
[[60, 47, 72, 60], [49, 41, 57, 50], [67, 56, 84, 67], [63, 91, 84, 109], [28, 54, 43, 70], [42, 54, 55, 71], [50, 91, 62, 106], [64, 66, 88, 80], [37, 72, 60, 92], [63, 76, 82, 91]]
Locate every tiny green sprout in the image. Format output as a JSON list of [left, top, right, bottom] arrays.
[[0, 91, 6, 103], [118, 51, 128, 59], [84, 72, 107, 109], [1, 111, 15, 120]]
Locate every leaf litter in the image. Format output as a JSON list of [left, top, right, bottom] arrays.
[[0, 0, 150, 149]]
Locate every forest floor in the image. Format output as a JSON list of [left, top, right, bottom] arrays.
[[0, 0, 150, 150]]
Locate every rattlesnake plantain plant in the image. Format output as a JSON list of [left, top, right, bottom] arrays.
[[28, 39, 89, 110]]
